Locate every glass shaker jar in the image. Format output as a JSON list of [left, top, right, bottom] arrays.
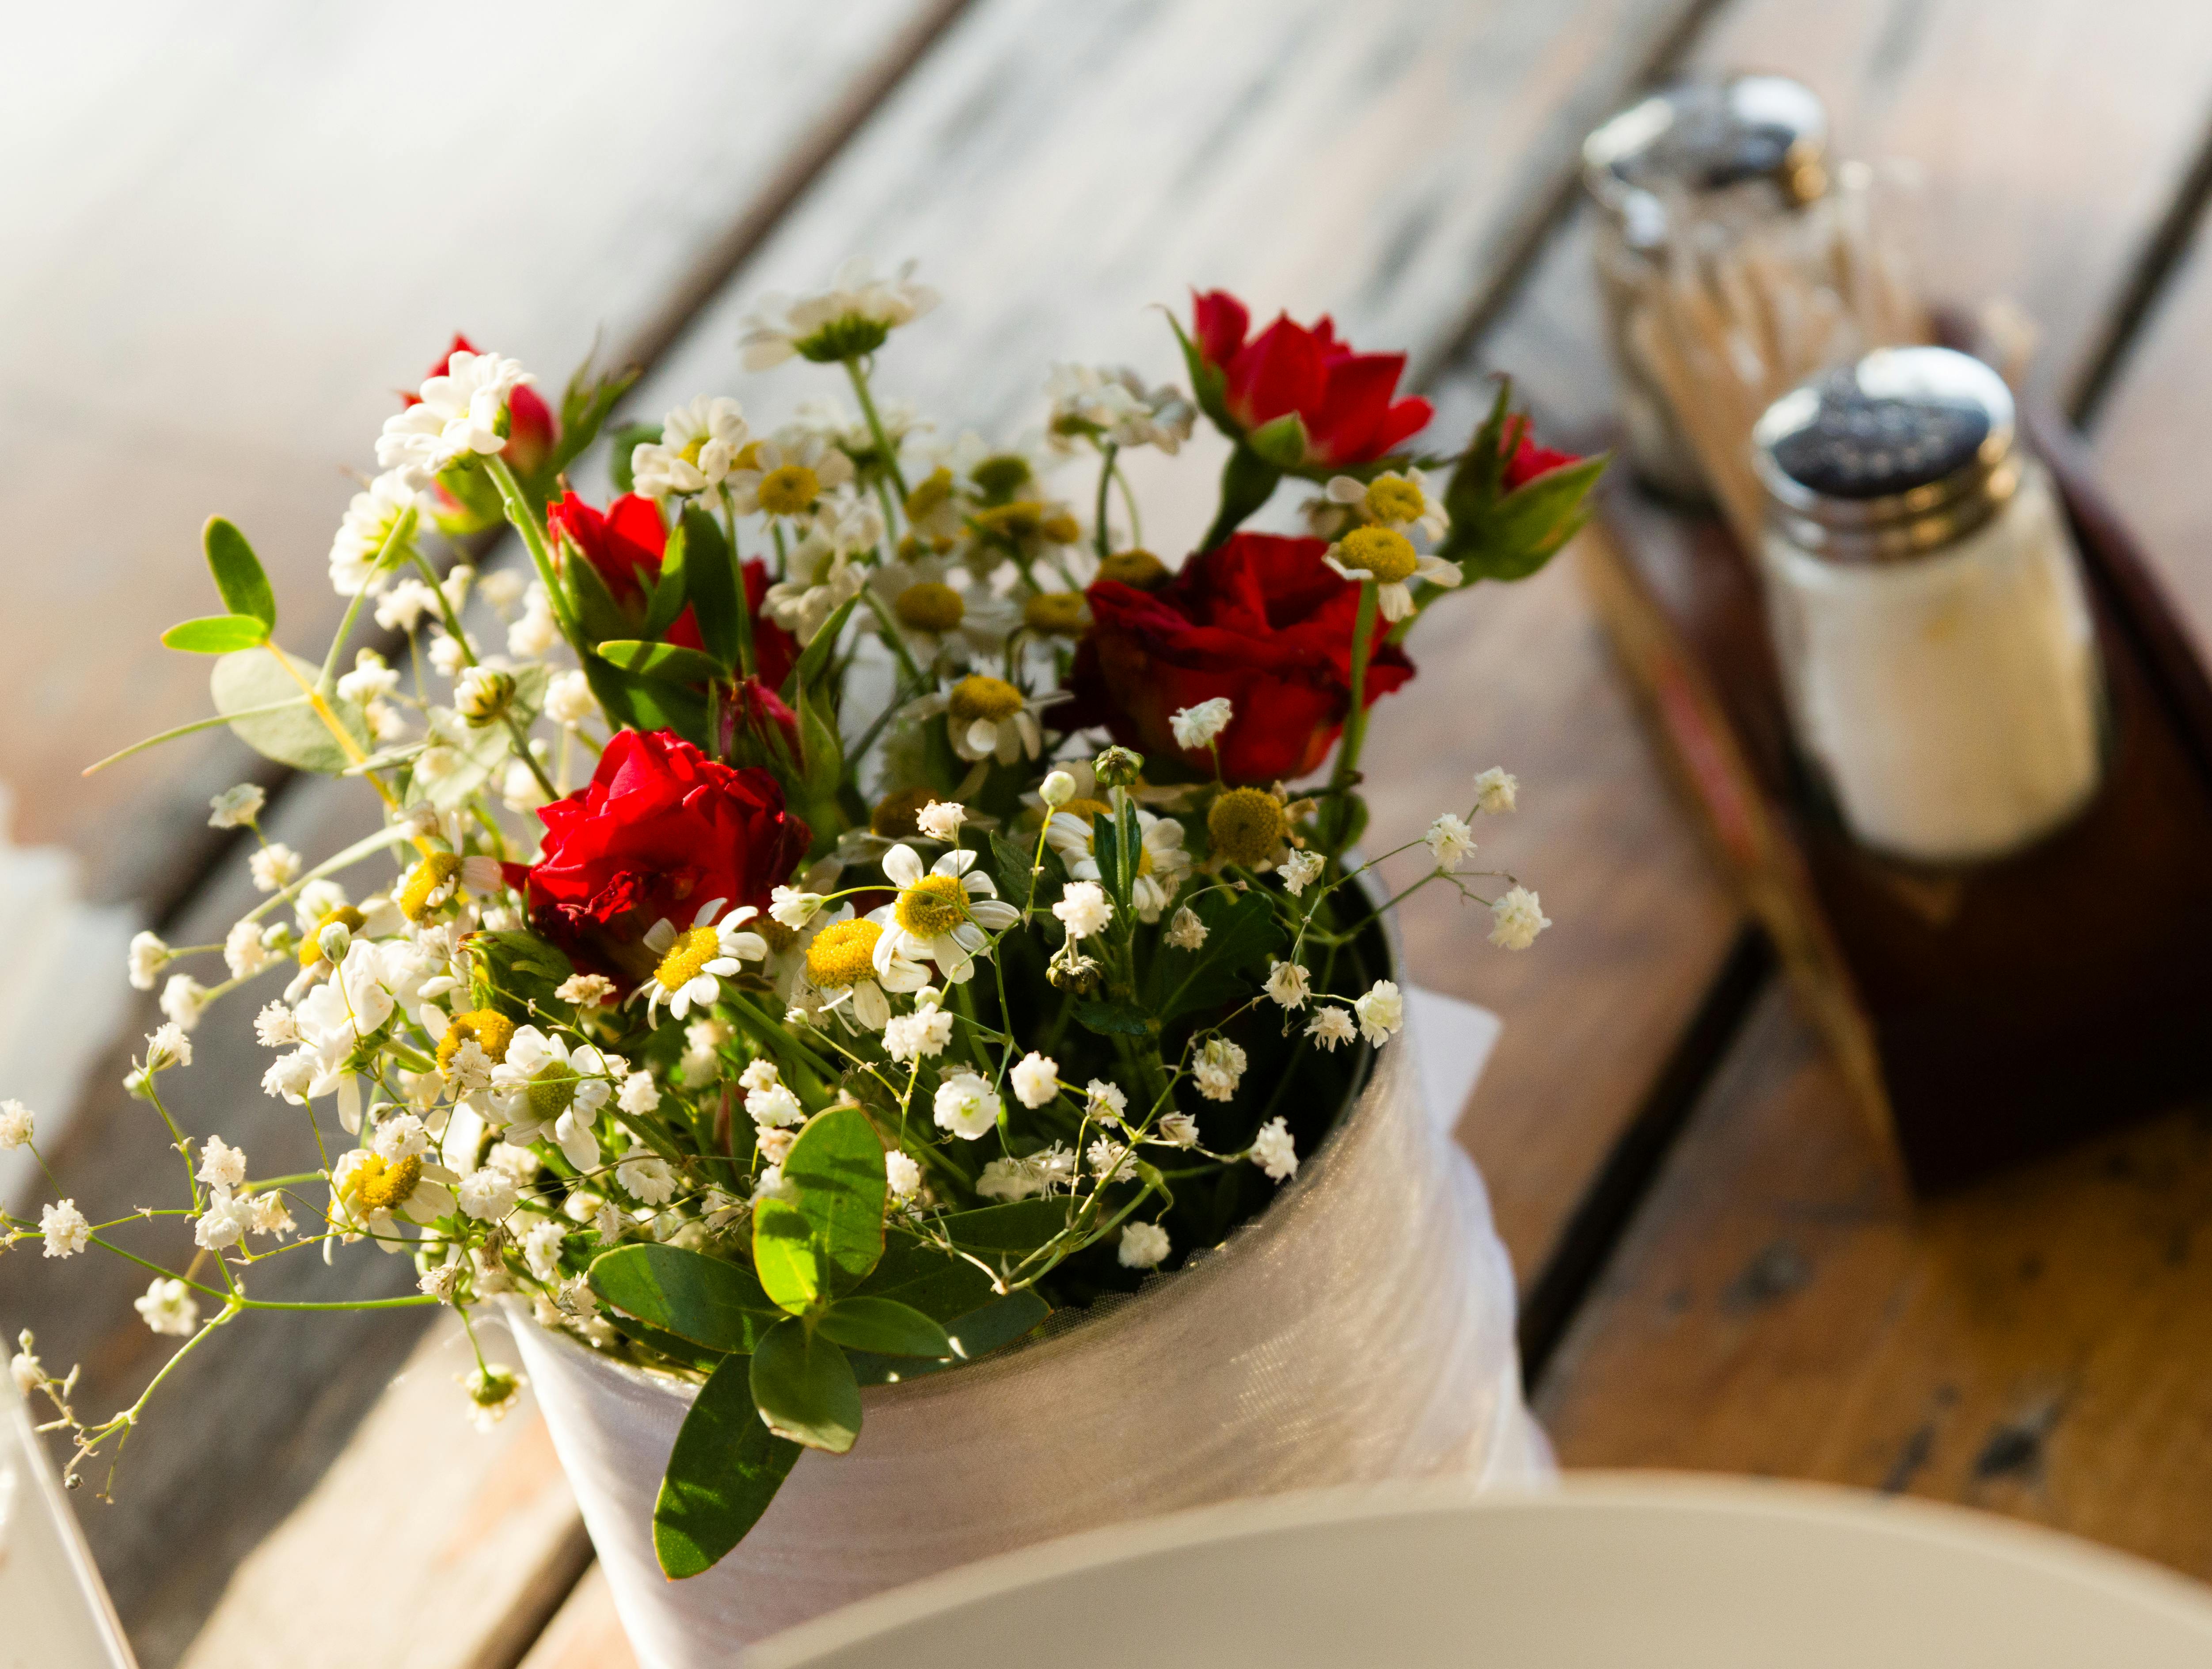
[[1583, 75, 1830, 500], [1751, 346, 2106, 866]]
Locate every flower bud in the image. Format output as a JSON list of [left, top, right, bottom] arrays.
[[1093, 745, 1143, 789], [1040, 770, 1077, 808], [456, 666, 517, 727], [317, 920, 353, 964]]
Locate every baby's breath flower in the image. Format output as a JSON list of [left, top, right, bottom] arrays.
[[1089, 1137, 1138, 1183], [249, 843, 302, 894], [1306, 1006, 1357, 1051], [479, 570, 526, 614], [883, 1002, 955, 1064], [454, 664, 514, 725], [336, 650, 400, 704], [545, 670, 597, 729], [428, 631, 473, 680], [508, 585, 560, 658], [1164, 906, 1208, 951], [1118, 1220, 1171, 1268], [617, 1148, 679, 1206], [1157, 1110, 1201, 1148], [250, 1192, 295, 1238], [1053, 881, 1113, 940], [1010, 1052, 1060, 1110], [1489, 886, 1551, 950], [0, 1100, 34, 1149], [197, 1135, 246, 1189], [208, 783, 265, 829], [1425, 813, 1476, 872], [757, 1128, 797, 1165], [1169, 697, 1233, 751], [1354, 979, 1404, 1045], [1473, 766, 1519, 814], [9, 1341, 42, 1396], [1193, 1037, 1247, 1103], [521, 1218, 566, 1284], [135, 1277, 200, 1338], [458, 1168, 518, 1223], [1045, 364, 1194, 455], [618, 1071, 661, 1116], [556, 973, 616, 1010], [916, 800, 967, 842], [40, 1199, 90, 1258], [127, 930, 168, 992], [161, 974, 211, 1033], [1265, 960, 1312, 1010], [932, 1071, 1001, 1140], [1250, 1117, 1298, 1182], [1279, 850, 1324, 897], [1085, 1080, 1129, 1125], [885, 1150, 922, 1203]]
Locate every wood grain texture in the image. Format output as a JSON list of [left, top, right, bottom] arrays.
[[1, 0, 943, 909], [514, 1566, 637, 1669]]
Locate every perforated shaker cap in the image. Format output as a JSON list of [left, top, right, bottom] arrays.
[[1752, 346, 2019, 563], [1583, 75, 1829, 248]]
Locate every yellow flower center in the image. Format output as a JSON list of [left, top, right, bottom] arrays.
[[805, 919, 883, 989], [1208, 787, 1288, 868], [527, 1065, 576, 1125], [679, 435, 707, 466], [895, 873, 969, 939], [1040, 511, 1082, 545], [1335, 525, 1419, 585], [1364, 475, 1426, 525], [973, 501, 1045, 540], [400, 852, 462, 922], [758, 464, 820, 517], [970, 455, 1033, 499], [654, 923, 722, 993], [437, 1009, 516, 1072], [1022, 591, 1088, 636], [299, 905, 367, 966], [871, 785, 936, 838], [904, 468, 954, 522], [731, 440, 764, 473], [353, 1152, 423, 1214], [894, 581, 965, 633], [948, 674, 1023, 725], [1097, 548, 1169, 589], [1060, 796, 1114, 820]]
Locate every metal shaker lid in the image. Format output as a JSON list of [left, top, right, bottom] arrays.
[[1752, 346, 2019, 562], [1583, 75, 1829, 249]]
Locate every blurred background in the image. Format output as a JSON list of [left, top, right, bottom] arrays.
[[9, 3, 2212, 1665]]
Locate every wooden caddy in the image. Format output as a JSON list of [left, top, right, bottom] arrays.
[[1581, 402, 2212, 1192]]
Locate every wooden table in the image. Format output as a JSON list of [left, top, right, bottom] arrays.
[[9, 3, 2212, 1663]]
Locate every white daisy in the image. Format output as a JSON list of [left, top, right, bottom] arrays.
[[631, 395, 749, 501], [798, 906, 929, 1030], [1045, 804, 1191, 923], [725, 431, 856, 519], [869, 844, 1020, 985], [1324, 525, 1462, 623], [1309, 468, 1449, 542], [492, 1026, 617, 1173], [630, 898, 768, 1023], [329, 470, 419, 594], [904, 674, 1060, 765], [331, 1145, 459, 1249], [1044, 364, 1195, 456], [867, 550, 1017, 664], [739, 257, 939, 370], [376, 350, 533, 490]]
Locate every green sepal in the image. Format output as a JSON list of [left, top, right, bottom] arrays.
[[653, 1355, 801, 1578], [1245, 412, 1309, 471], [1164, 308, 1235, 434], [1448, 455, 1608, 583], [749, 1317, 862, 1454], [815, 1295, 953, 1359], [588, 1243, 781, 1354], [163, 614, 270, 654], [202, 518, 277, 628], [210, 648, 369, 775], [1199, 443, 1285, 551], [545, 357, 642, 486]]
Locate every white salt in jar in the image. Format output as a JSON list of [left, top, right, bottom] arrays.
[[1751, 347, 2105, 865]]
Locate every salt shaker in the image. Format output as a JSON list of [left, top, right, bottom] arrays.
[[1751, 346, 2106, 866], [1584, 75, 1830, 500]]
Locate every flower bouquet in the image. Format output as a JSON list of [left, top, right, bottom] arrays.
[[5, 263, 1598, 1651]]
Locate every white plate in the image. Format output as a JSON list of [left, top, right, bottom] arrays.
[[750, 1472, 2212, 1669]]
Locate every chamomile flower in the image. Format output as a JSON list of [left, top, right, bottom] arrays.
[[1324, 525, 1461, 623], [867, 550, 1017, 664], [1309, 468, 1449, 542], [376, 350, 534, 490], [870, 844, 1019, 985], [630, 395, 749, 501], [906, 674, 1057, 764], [331, 1145, 459, 1248], [1044, 364, 1195, 455], [799, 906, 929, 1030], [739, 257, 939, 370], [492, 1027, 616, 1172], [329, 470, 419, 594], [1045, 804, 1191, 922], [763, 521, 868, 643], [631, 899, 768, 1023], [725, 432, 856, 519]]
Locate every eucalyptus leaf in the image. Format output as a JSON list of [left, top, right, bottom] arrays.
[[944, 1288, 1050, 1360], [163, 614, 270, 654], [588, 1243, 780, 1354], [751, 1197, 823, 1315], [1075, 1000, 1153, 1038], [749, 1317, 862, 1454], [203, 517, 276, 627], [850, 1237, 996, 1320], [815, 1296, 953, 1359], [781, 1105, 888, 1288], [582, 653, 709, 745], [210, 648, 369, 775], [653, 1356, 800, 1578], [933, 1198, 1076, 1256]]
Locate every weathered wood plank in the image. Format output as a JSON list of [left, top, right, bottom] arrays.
[[2, 0, 950, 912], [514, 1566, 637, 1669]]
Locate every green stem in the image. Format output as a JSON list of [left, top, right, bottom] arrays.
[[844, 359, 909, 500], [487, 455, 582, 654], [410, 548, 558, 802], [1093, 441, 1119, 560], [319, 506, 418, 695], [1322, 578, 1380, 862]]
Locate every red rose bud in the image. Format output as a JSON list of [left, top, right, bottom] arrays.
[[414, 333, 557, 476], [547, 490, 669, 610], [1075, 532, 1413, 784], [723, 675, 802, 766], [1500, 414, 1580, 491], [1188, 291, 1433, 468], [524, 729, 809, 963]]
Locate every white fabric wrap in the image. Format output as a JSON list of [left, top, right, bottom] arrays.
[[508, 996, 1548, 1665]]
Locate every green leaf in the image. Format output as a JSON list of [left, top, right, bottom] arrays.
[[582, 652, 708, 746], [547, 357, 642, 485], [596, 639, 726, 686], [1246, 412, 1309, 471], [799, 686, 843, 799], [607, 1311, 729, 1375], [752, 1197, 824, 1314], [560, 531, 642, 647], [1164, 308, 1234, 433], [654, 1356, 801, 1578], [816, 1296, 953, 1358], [203, 517, 276, 628], [588, 1244, 781, 1354], [679, 507, 741, 671], [990, 829, 1063, 913], [933, 1198, 1075, 1256], [210, 648, 369, 774], [1449, 456, 1608, 583], [467, 929, 575, 1011], [163, 613, 270, 654], [945, 1288, 1050, 1360], [606, 420, 663, 496], [642, 532, 689, 638], [1148, 887, 1285, 1024], [779, 593, 860, 705], [1075, 1000, 1154, 1038], [849, 1237, 998, 1320], [781, 1105, 888, 1288], [749, 1317, 862, 1453]]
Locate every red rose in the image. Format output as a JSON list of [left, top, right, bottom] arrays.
[[415, 332, 555, 477], [1500, 414, 1580, 491], [1190, 291, 1432, 468], [1075, 532, 1414, 783], [524, 730, 810, 958], [545, 490, 797, 687]]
